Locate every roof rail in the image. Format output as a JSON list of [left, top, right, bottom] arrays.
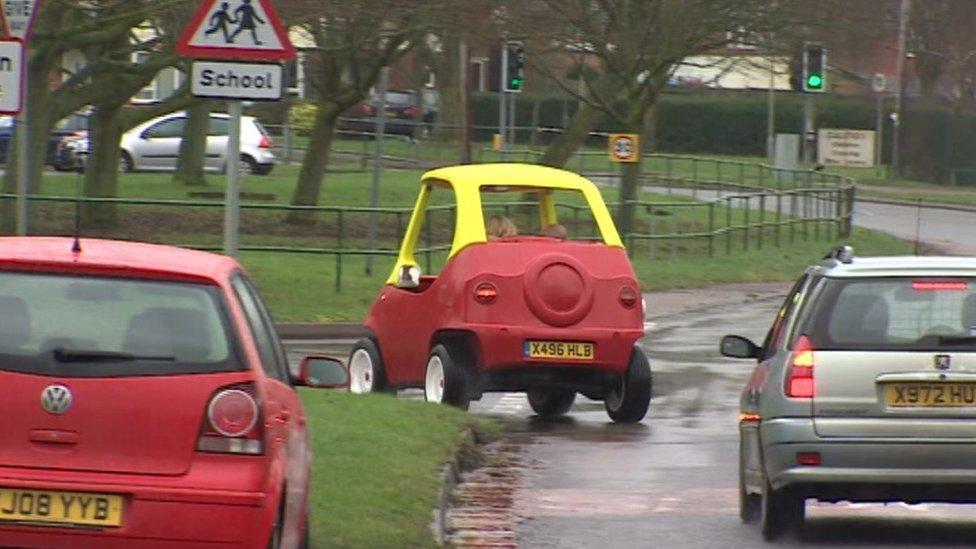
[[823, 245, 854, 264]]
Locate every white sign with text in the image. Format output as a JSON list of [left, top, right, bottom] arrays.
[[0, 40, 22, 113], [817, 128, 876, 168], [191, 61, 282, 101]]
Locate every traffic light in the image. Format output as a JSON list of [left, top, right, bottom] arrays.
[[504, 41, 525, 92], [802, 43, 826, 93]]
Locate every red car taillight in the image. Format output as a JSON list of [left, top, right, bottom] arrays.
[[197, 384, 264, 455], [404, 105, 420, 118], [474, 282, 497, 304], [259, 135, 273, 149], [618, 286, 639, 308], [360, 104, 374, 115], [786, 335, 815, 398]]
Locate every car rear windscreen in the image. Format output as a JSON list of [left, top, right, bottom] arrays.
[[801, 277, 976, 351], [0, 272, 242, 377]]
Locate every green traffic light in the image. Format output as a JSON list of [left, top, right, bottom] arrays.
[[806, 74, 823, 89], [509, 77, 524, 89]]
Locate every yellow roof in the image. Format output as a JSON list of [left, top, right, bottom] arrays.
[[421, 163, 595, 191]]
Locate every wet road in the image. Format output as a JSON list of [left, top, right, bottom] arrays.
[[284, 288, 976, 548]]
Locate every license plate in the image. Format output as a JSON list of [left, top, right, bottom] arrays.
[[884, 383, 976, 407], [0, 488, 123, 527], [524, 341, 594, 361]]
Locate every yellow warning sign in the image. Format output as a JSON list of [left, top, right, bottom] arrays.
[[608, 134, 639, 163]]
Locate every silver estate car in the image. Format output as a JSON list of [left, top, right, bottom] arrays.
[[722, 247, 976, 540]]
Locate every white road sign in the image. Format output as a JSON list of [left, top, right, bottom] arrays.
[[191, 60, 282, 100], [2, 0, 39, 40], [817, 128, 876, 168], [0, 40, 22, 113]]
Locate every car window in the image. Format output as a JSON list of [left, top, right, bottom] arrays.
[[384, 91, 416, 106], [0, 271, 240, 377], [208, 117, 229, 136], [800, 277, 976, 351], [481, 187, 602, 242], [145, 118, 185, 139], [759, 274, 809, 360], [231, 274, 290, 383]]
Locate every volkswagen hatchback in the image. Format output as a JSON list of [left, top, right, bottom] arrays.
[[0, 237, 342, 548], [723, 247, 976, 540], [348, 164, 651, 423]]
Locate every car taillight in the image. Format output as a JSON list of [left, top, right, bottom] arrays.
[[405, 105, 420, 118], [786, 335, 815, 398], [360, 104, 374, 115], [474, 282, 497, 304], [197, 384, 264, 455], [259, 135, 272, 149], [618, 286, 639, 308]]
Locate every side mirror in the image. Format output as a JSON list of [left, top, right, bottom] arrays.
[[396, 265, 421, 289], [720, 335, 761, 359], [296, 356, 349, 389]]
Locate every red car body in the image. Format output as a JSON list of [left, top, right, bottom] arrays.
[[0, 237, 311, 548]]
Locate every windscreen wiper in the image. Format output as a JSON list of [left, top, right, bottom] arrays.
[[53, 348, 176, 363]]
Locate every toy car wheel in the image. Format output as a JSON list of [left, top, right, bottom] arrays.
[[424, 343, 471, 410], [527, 389, 576, 417], [348, 338, 389, 394], [604, 346, 651, 423], [760, 476, 804, 541]]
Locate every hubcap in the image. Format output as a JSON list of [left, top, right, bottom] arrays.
[[349, 349, 374, 394], [605, 375, 625, 411], [239, 159, 252, 174], [425, 356, 445, 403]]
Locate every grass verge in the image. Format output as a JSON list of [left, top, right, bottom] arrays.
[[300, 391, 492, 548]]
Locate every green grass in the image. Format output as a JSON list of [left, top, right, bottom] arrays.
[[300, 390, 490, 548]]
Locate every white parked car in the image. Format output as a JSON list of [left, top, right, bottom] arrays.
[[57, 112, 277, 175]]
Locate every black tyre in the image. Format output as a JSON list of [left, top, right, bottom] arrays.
[[240, 154, 258, 175], [298, 508, 310, 549], [266, 511, 282, 549], [253, 163, 274, 176], [424, 343, 471, 410], [119, 151, 133, 173], [604, 346, 652, 423], [348, 337, 390, 394], [527, 389, 576, 417], [760, 477, 804, 541], [739, 438, 761, 523]]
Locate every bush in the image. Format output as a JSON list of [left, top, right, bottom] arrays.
[[289, 102, 318, 136]]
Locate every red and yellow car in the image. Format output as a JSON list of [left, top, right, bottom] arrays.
[[0, 237, 345, 548], [349, 163, 651, 422]]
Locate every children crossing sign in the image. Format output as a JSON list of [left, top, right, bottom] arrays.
[[176, 0, 296, 61]]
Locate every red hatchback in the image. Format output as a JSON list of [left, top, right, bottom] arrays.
[[0, 237, 342, 548]]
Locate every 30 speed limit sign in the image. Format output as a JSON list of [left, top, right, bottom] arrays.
[[608, 133, 639, 163]]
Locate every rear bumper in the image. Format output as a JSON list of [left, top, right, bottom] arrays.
[[0, 464, 272, 548], [471, 325, 643, 374], [762, 418, 976, 502]]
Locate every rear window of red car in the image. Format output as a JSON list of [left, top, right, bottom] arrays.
[[0, 271, 244, 377]]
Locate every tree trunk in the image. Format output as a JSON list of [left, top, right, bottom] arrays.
[[539, 101, 605, 167], [434, 32, 461, 143], [287, 102, 339, 224], [617, 158, 641, 244], [172, 101, 209, 186], [83, 107, 124, 228]]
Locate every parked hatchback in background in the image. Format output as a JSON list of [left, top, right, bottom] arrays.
[[56, 112, 276, 175], [340, 89, 437, 138], [0, 237, 346, 548], [723, 246, 976, 540]]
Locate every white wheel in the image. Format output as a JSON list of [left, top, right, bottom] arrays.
[[349, 348, 375, 394], [425, 355, 445, 403]]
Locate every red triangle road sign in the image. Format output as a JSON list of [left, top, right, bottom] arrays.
[[176, 0, 295, 61]]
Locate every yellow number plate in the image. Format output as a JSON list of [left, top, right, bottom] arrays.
[[884, 383, 976, 407], [525, 341, 594, 361], [0, 488, 123, 527]]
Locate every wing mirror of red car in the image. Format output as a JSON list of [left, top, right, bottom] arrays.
[[296, 356, 349, 389]]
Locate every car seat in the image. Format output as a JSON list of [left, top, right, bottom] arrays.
[[0, 296, 30, 349], [830, 294, 889, 344], [123, 307, 213, 362]]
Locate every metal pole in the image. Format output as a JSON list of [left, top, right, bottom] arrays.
[[802, 94, 814, 165], [766, 39, 776, 162], [875, 94, 884, 175], [15, 68, 28, 235], [508, 92, 516, 147], [460, 40, 472, 163], [893, 0, 911, 176], [499, 45, 508, 151], [224, 100, 242, 256], [365, 66, 389, 275]]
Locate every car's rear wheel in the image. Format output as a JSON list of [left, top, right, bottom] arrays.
[[739, 438, 761, 523], [119, 151, 133, 173], [604, 346, 652, 423], [424, 343, 471, 410], [348, 338, 389, 394], [240, 154, 258, 175], [760, 476, 804, 541], [527, 389, 576, 417]]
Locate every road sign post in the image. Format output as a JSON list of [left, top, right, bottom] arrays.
[[2, 0, 39, 236], [177, 0, 295, 257]]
